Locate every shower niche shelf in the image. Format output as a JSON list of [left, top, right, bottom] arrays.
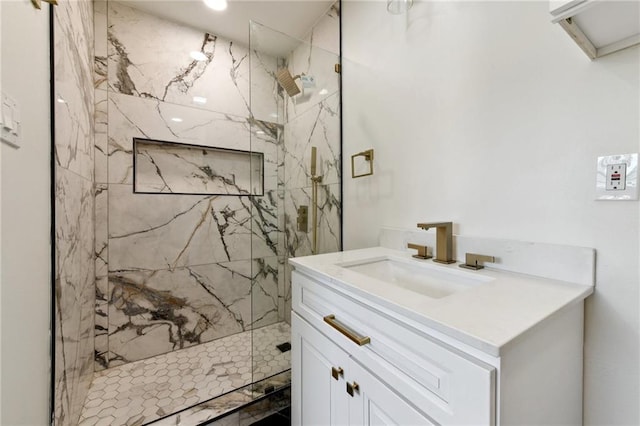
[[133, 138, 264, 196]]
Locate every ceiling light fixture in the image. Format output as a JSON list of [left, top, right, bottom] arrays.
[[190, 51, 208, 61], [203, 0, 227, 11]]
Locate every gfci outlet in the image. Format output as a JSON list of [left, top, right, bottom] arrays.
[[596, 153, 638, 200], [605, 163, 626, 190]]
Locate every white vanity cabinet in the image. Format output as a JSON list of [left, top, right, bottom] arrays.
[[292, 311, 349, 425], [292, 312, 432, 425], [292, 271, 496, 425], [291, 250, 589, 426]]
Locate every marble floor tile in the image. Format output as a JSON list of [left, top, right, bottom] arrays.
[[79, 322, 291, 426]]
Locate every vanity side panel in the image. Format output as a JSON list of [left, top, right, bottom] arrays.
[[498, 302, 584, 424]]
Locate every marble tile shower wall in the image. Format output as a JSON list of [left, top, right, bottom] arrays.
[[281, 3, 342, 323], [93, 1, 286, 370], [54, 0, 96, 425]]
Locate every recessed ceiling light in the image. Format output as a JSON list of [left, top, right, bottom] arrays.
[[203, 0, 227, 11], [171, 117, 183, 122], [190, 51, 208, 61], [193, 96, 207, 104]]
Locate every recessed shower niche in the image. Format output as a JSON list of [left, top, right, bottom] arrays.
[[133, 138, 265, 195]]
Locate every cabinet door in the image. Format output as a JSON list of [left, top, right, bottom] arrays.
[[292, 312, 350, 426], [348, 360, 436, 426]]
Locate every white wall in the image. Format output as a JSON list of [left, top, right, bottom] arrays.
[[1, 2, 51, 425], [343, 1, 639, 424], [0, 4, 3, 422]]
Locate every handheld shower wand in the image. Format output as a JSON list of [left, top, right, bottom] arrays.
[[310, 147, 322, 254]]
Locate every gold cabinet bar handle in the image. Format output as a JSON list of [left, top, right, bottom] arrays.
[[331, 366, 344, 380], [323, 314, 371, 346], [346, 381, 360, 397]]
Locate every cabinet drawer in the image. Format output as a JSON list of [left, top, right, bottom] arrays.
[[292, 270, 495, 425]]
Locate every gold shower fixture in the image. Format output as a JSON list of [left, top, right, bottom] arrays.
[[276, 68, 301, 97], [31, 0, 57, 9], [310, 147, 323, 254]]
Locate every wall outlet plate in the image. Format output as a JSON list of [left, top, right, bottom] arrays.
[[596, 153, 638, 200]]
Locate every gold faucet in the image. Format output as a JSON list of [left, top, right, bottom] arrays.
[[416, 222, 455, 264], [407, 243, 431, 260]]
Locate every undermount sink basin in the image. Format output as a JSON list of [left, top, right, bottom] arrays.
[[337, 256, 493, 299]]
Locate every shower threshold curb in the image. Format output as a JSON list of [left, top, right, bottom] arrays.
[[147, 370, 291, 426]]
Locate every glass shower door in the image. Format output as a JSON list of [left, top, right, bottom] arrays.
[[248, 18, 342, 393]]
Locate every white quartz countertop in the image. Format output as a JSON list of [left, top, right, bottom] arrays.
[[289, 247, 594, 357]]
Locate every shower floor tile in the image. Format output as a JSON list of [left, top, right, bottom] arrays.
[[79, 322, 291, 426]]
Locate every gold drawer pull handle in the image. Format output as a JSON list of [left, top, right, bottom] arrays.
[[323, 314, 371, 346], [331, 366, 344, 380], [346, 381, 360, 397]]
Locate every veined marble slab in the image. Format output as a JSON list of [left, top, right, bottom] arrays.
[[106, 257, 280, 367], [285, 10, 340, 121], [95, 183, 109, 371], [54, 0, 95, 182], [283, 183, 341, 324], [284, 184, 341, 258], [250, 48, 284, 124], [284, 92, 341, 189], [107, 2, 280, 121], [306, 2, 340, 56], [94, 89, 108, 183], [109, 187, 246, 270], [107, 93, 280, 188], [54, 0, 96, 422], [108, 185, 280, 270], [94, 0, 107, 90]]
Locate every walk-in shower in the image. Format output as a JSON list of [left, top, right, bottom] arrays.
[[52, 1, 341, 425]]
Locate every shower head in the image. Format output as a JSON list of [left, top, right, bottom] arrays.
[[276, 68, 301, 97]]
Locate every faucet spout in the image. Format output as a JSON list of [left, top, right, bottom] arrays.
[[417, 222, 451, 230], [416, 222, 455, 264]]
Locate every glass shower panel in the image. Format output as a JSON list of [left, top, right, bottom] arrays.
[[68, 2, 341, 424], [81, 2, 261, 423], [249, 20, 342, 388]]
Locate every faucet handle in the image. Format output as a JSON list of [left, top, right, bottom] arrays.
[[407, 243, 431, 260], [459, 253, 495, 270]]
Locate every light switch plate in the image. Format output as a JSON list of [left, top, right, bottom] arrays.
[[1, 92, 21, 148], [596, 153, 638, 200]]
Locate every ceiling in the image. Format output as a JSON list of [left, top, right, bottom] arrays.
[[121, 0, 334, 55]]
